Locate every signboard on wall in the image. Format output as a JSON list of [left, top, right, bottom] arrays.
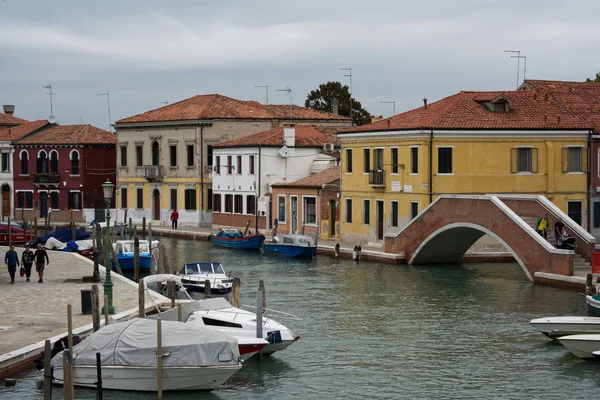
[[391, 181, 401, 192], [404, 185, 413, 192]]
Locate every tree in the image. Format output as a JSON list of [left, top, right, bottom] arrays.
[[305, 81, 371, 126], [586, 72, 600, 82]]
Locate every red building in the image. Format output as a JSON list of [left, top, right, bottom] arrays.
[[12, 122, 116, 222]]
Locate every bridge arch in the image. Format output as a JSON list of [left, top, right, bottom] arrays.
[[409, 222, 532, 281]]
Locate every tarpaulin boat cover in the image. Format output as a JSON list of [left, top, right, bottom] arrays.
[[51, 318, 239, 368], [149, 298, 233, 322], [41, 228, 90, 244]]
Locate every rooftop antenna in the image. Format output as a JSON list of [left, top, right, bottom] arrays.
[[77, 117, 83, 124], [96, 93, 112, 132], [380, 101, 396, 116], [276, 86, 293, 123], [160, 101, 169, 106], [43, 84, 56, 122], [255, 85, 269, 104], [505, 50, 521, 88], [340, 67, 352, 125]]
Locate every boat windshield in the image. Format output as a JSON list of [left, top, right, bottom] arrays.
[[199, 263, 213, 274], [213, 263, 224, 273]]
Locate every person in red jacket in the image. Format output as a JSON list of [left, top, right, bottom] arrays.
[[170, 209, 179, 230]]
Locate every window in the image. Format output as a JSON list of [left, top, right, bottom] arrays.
[[510, 147, 538, 173], [121, 188, 128, 208], [170, 188, 177, 210], [70, 150, 79, 175], [120, 145, 127, 167], [215, 156, 220, 174], [1, 153, 9, 172], [373, 148, 383, 170], [568, 201, 583, 226], [234, 195, 243, 214], [224, 194, 233, 213], [278, 196, 286, 223], [345, 198, 352, 223], [49, 151, 58, 174], [67, 192, 81, 209], [363, 199, 370, 225], [346, 149, 353, 173], [207, 188, 212, 210], [391, 201, 398, 227], [410, 202, 419, 219], [187, 145, 194, 167], [227, 156, 233, 174], [152, 141, 160, 166], [363, 149, 370, 173], [20, 151, 28, 175], [411, 147, 418, 174], [249, 155, 255, 175], [184, 189, 197, 210], [17, 192, 33, 209], [137, 188, 143, 209], [136, 145, 143, 167], [594, 201, 600, 228], [246, 195, 256, 215], [206, 145, 213, 166], [304, 197, 316, 224], [213, 193, 222, 212], [237, 156, 242, 175], [169, 145, 177, 167], [438, 147, 453, 174], [391, 148, 398, 174], [562, 147, 585, 173], [37, 151, 48, 174], [17, 192, 23, 209], [51, 192, 59, 209]]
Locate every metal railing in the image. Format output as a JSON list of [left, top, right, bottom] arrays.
[[33, 173, 60, 184], [368, 169, 386, 187], [141, 165, 164, 181]]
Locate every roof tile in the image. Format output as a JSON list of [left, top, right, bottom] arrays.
[[0, 112, 28, 126], [213, 125, 333, 148], [272, 166, 341, 188], [13, 124, 116, 145]]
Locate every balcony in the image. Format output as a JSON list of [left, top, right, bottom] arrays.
[[141, 165, 164, 182], [368, 170, 386, 188], [33, 173, 60, 185]]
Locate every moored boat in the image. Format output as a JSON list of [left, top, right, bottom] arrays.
[[586, 294, 600, 316], [112, 240, 154, 270], [209, 228, 265, 250], [530, 316, 600, 338], [178, 261, 234, 294], [263, 234, 316, 258], [556, 334, 600, 359], [0, 222, 35, 244]]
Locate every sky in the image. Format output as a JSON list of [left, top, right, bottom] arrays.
[[1, 0, 599, 131]]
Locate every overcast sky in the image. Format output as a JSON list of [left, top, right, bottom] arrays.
[[1, 0, 599, 130]]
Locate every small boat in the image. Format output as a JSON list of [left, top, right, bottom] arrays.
[[586, 294, 600, 316], [0, 222, 35, 244], [263, 234, 316, 258], [112, 239, 153, 270], [530, 316, 600, 338], [178, 261, 234, 294], [209, 228, 265, 250], [51, 318, 242, 391], [556, 334, 600, 359]]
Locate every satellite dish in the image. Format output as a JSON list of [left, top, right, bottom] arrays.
[[48, 115, 56, 124], [278, 145, 289, 158]]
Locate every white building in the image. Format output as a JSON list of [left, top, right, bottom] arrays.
[[211, 125, 337, 231]]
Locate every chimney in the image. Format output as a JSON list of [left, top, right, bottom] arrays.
[[283, 124, 295, 147], [423, 98, 428, 109], [332, 98, 339, 115], [3, 105, 15, 115]]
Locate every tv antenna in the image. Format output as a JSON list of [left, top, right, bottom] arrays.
[[276, 86, 293, 122], [97, 93, 113, 132], [43, 84, 56, 121], [380, 101, 396, 116], [160, 101, 169, 106], [505, 50, 523, 88], [511, 54, 527, 83], [340, 67, 353, 125], [255, 85, 269, 104]]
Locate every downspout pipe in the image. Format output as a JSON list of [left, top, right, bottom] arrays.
[[256, 147, 261, 232], [429, 129, 433, 204], [588, 129, 593, 233], [200, 125, 205, 213]]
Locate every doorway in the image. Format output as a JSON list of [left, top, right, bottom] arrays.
[[329, 200, 336, 237], [40, 192, 48, 218], [2, 185, 10, 218], [291, 196, 298, 233], [376, 200, 384, 240], [567, 200, 583, 226], [153, 189, 160, 221]]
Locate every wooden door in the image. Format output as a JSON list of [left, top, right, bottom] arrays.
[[329, 200, 336, 237], [2, 188, 9, 217], [376, 200, 384, 240], [153, 189, 160, 220], [291, 197, 298, 233]]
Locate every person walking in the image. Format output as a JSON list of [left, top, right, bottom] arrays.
[[554, 218, 565, 248], [536, 214, 549, 239], [170, 209, 179, 230], [21, 244, 35, 282], [34, 243, 49, 283], [4, 245, 20, 284]]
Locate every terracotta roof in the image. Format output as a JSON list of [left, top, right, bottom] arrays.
[[340, 89, 593, 134], [0, 120, 49, 141], [13, 124, 116, 145], [0, 112, 27, 126], [213, 125, 331, 148], [116, 94, 349, 124], [272, 166, 341, 188]]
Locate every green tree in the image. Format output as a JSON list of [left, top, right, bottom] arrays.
[[586, 72, 600, 82], [305, 81, 371, 126]]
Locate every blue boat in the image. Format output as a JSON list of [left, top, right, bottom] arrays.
[[209, 229, 265, 250], [178, 262, 234, 294], [112, 240, 153, 270], [263, 234, 316, 258]]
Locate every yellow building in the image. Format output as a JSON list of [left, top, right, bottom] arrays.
[[338, 91, 592, 244]]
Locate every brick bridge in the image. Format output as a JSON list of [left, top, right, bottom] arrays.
[[384, 195, 596, 281]]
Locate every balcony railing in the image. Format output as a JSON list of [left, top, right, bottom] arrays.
[[141, 165, 164, 181], [368, 170, 386, 187], [33, 173, 60, 184]]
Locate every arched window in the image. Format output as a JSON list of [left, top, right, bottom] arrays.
[[50, 150, 59, 174], [37, 150, 48, 174], [20, 150, 29, 175], [70, 150, 80, 175], [152, 141, 160, 166]]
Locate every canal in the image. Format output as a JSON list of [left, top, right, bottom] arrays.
[[2, 236, 600, 399]]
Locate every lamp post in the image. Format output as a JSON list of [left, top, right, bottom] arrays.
[[102, 179, 115, 315]]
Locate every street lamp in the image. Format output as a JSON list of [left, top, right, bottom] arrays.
[[102, 179, 115, 315]]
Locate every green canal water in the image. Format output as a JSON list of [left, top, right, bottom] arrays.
[[2, 236, 600, 399]]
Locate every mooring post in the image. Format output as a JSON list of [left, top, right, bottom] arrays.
[[169, 281, 176, 307], [204, 279, 211, 299], [334, 243, 340, 258], [314, 223, 319, 257], [231, 278, 241, 308], [34, 217, 38, 238], [586, 273, 594, 295], [138, 279, 145, 318], [63, 350, 74, 400], [157, 319, 163, 399], [148, 222, 152, 246], [95, 352, 103, 399], [178, 303, 182, 322], [103, 295, 109, 326], [91, 285, 100, 332], [256, 289, 263, 340], [43, 339, 52, 400], [142, 217, 146, 235], [7, 215, 11, 247], [129, 218, 133, 238], [259, 280, 266, 309], [70, 209, 75, 242], [133, 235, 140, 283]]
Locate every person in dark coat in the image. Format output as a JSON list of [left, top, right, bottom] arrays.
[[34, 243, 49, 283], [4, 245, 20, 284], [21, 244, 35, 282]]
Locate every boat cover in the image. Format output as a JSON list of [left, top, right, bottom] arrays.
[[149, 298, 232, 322], [51, 318, 240, 368], [41, 228, 90, 244]]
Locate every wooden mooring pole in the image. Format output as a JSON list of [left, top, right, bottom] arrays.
[[138, 279, 145, 318], [204, 279, 211, 299], [103, 295, 109, 326], [7, 215, 11, 247], [178, 303, 182, 322], [142, 217, 146, 236], [231, 278, 241, 308], [43, 339, 52, 400], [157, 319, 163, 399], [259, 280, 266, 309], [95, 352, 103, 399], [91, 285, 100, 332], [133, 235, 140, 283], [65, 304, 74, 400]]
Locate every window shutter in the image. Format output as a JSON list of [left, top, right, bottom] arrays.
[[510, 148, 517, 173], [561, 147, 568, 173], [583, 147, 589, 172], [532, 148, 539, 173]]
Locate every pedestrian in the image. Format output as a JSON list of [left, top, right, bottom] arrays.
[[34, 243, 49, 283], [554, 218, 565, 247], [21, 243, 34, 282], [536, 214, 549, 239], [4, 245, 20, 284], [170, 209, 179, 230]]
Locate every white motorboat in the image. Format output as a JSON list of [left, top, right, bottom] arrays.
[[530, 316, 600, 338], [144, 275, 301, 356], [51, 318, 241, 391], [178, 261, 234, 295], [556, 334, 600, 359], [586, 295, 600, 316]]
